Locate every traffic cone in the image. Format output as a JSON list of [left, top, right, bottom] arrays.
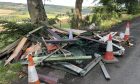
[[103, 34, 118, 63], [28, 54, 40, 84], [68, 29, 73, 39], [124, 22, 130, 41]]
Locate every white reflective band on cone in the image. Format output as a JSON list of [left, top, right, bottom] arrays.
[[125, 27, 130, 35], [102, 36, 108, 42], [28, 66, 39, 82], [107, 41, 113, 52]]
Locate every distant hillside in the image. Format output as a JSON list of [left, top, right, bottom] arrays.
[[0, 2, 91, 14]]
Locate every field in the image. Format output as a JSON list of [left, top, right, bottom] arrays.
[[0, 9, 16, 16]]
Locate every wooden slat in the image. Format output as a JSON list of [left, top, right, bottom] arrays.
[[27, 26, 44, 37], [78, 36, 106, 44], [0, 38, 21, 57], [99, 61, 111, 80], [33, 55, 92, 62], [80, 56, 102, 76], [4, 37, 28, 65], [46, 28, 62, 40], [45, 39, 77, 43], [59, 62, 83, 73]]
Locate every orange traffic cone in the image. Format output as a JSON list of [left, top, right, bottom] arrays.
[[103, 34, 118, 63], [28, 54, 40, 84], [124, 22, 130, 41]]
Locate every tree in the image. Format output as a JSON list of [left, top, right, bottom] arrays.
[[27, 0, 48, 25], [116, 0, 140, 14], [75, 0, 83, 28]]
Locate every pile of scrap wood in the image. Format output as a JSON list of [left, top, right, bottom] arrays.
[[0, 22, 133, 83]]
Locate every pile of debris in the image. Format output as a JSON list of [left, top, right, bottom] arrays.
[[0, 22, 133, 83]]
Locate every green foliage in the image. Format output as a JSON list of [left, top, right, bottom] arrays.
[[91, 5, 121, 30], [67, 9, 91, 29], [90, 0, 140, 30], [81, 15, 91, 27], [48, 16, 59, 25], [0, 20, 35, 49], [2, 21, 34, 35], [116, 0, 140, 14], [67, 9, 78, 28], [126, 2, 140, 14]]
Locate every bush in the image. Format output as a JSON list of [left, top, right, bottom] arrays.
[[90, 6, 121, 30], [48, 15, 59, 25], [67, 9, 91, 29]]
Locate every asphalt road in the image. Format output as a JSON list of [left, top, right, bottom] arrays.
[[59, 17, 140, 84]]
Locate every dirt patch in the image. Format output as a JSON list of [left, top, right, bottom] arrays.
[[0, 9, 16, 16]]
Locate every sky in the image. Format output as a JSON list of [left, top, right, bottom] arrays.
[[0, 0, 99, 7]]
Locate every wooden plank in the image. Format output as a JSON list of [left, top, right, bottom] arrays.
[[51, 29, 68, 34], [99, 61, 111, 80], [33, 55, 92, 62], [65, 29, 86, 35], [78, 36, 106, 44], [0, 38, 21, 57], [94, 53, 111, 80], [59, 49, 72, 56], [46, 28, 62, 40], [27, 26, 44, 37], [59, 62, 83, 73], [0, 39, 20, 53], [80, 56, 102, 76], [4, 37, 28, 65], [48, 64, 78, 75], [21, 43, 42, 59], [45, 39, 77, 43], [36, 38, 68, 65]]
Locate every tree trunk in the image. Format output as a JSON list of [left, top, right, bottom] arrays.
[[75, 0, 83, 29], [27, 0, 48, 25]]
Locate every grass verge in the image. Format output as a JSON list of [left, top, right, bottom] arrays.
[[0, 62, 22, 84], [99, 13, 140, 31]]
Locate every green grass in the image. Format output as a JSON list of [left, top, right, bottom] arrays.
[[54, 22, 70, 29], [0, 15, 29, 22], [0, 62, 22, 84], [0, 33, 18, 50], [47, 14, 57, 18], [0, 22, 34, 50], [121, 13, 140, 20], [98, 13, 140, 31], [99, 18, 122, 31]]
